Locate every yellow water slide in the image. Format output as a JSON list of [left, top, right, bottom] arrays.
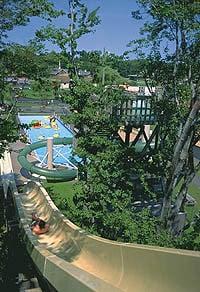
[[14, 181, 200, 292]]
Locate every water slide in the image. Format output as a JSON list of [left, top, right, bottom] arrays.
[[15, 182, 200, 292], [17, 137, 77, 181], [1, 153, 200, 292]]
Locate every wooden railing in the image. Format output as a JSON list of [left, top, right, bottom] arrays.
[[112, 95, 155, 126]]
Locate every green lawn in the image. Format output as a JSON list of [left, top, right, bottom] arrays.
[[42, 177, 199, 224], [42, 180, 78, 209], [186, 183, 200, 220], [16, 102, 50, 108], [173, 176, 200, 217], [22, 88, 54, 99]]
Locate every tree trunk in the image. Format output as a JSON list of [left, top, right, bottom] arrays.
[[173, 20, 179, 105], [161, 98, 200, 227], [175, 164, 200, 213]]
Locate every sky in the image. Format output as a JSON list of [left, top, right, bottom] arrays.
[[6, 0, 143, 56]]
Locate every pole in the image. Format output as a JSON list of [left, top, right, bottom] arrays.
[[69, 0, 77, 77], [142, 125, 150, 142], [102, 48, 106, 86], [47, 137, 53, 169]]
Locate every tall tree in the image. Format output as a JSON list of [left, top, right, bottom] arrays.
[[1, 44, 48, 79], [35, 1, 108, 180], [0, 0, 61, 47], [130, 0, 200, 232], [35, 0, 100, 78], [0, 0, 60, 156], [78, 50, 102, 80], [35, 1, 154, 242]]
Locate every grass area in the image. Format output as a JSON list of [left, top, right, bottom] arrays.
[[2, 85, 13, 103], [186, 183, 200, 220], [43, 179, 200, 219], [16, 102, 52, 108], [16, 102, 37, 107], [174, 175, 200, 221], [42, 180, 78, 209], [22, 88, 54, 99], [129, 80, 146, 86]]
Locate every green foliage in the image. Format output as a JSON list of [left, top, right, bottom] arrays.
[[128, 0, 200, 229], [0, 0, 61, 42], [96, 65, 130, 85], [0, 0, 61, 155], [78, 50, 141, 84], [35, 0, 100, 76], [43, 181, 77, 209], [130, 1, 199, 55], [54, 184, 174, 245], [78, 50, 102, 79], [22, 87, 54, 100], [42, 50, 69, 71], [175, 211, 200, 251], [0, 107, 19, 157], [105, 53, 142, 79], [1, 44, 50, 79], [26, 79, 54, 99], [0, 230, 8, 287]]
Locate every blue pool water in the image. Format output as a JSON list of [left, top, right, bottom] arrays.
[[18, 115, 78, 166]]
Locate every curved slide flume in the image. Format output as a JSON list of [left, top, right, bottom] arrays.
[[14, 181, 200, 292], [17, 137, 77, 181]]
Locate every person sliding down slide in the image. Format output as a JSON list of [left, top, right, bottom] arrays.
[[31, 213, 49, 235]]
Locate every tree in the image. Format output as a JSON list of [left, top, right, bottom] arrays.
[[0, 0, 61, 47], [104, 53, 142, 79], [0, 0, 60, 156], [35, 0, 100, 77], [96, 65, 129, 85], [1, 44, 48, 79], [35, 1, 150, 242], [78, 50, 102, 80], [129, 0, 200, 233], [32, 0, 200, 247], [40, 50, 68, 72], [78, 50, 133, 84]]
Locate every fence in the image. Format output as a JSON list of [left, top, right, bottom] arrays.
[[16, 98, 69, 115]]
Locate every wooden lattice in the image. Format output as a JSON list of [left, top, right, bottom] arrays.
[[112, 95, 156, 126]]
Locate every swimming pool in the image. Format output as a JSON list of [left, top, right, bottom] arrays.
[[18, 114, 78, 166]]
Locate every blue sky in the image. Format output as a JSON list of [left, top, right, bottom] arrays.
[[6, 0, 143, 56]]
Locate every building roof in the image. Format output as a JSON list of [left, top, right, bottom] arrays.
[[5, 76, 30, 85], [51, 68, 69, 76], [52, 75, 70, 84], [51, 68, 91, 82]]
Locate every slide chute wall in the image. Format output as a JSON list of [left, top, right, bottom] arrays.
[[14, 181, 200, 292]]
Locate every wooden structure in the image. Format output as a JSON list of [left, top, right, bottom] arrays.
[[112, 93, 164, 197], [112, 95, 159, 156], [112, 95, 155, 126]]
